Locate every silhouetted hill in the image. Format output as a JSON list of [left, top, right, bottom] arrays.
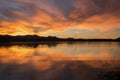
[[116, 38, 120, 41], [0, 35, 119, 42]]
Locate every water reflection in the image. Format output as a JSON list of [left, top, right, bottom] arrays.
[[0, 42, 120, 80]]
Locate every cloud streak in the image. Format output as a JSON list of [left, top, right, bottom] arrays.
[[0, 0, 120, 38]]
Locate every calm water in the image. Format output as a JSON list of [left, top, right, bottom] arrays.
[[0, 42, 120, 80]]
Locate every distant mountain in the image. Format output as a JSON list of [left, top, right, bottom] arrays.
[[116, 38, 120, 41], [0, 35, 119, 42]]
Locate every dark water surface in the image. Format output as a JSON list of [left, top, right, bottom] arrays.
[[0, 42, 120, 80]]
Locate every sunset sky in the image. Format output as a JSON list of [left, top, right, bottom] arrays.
[[0, 0, 120, 38]]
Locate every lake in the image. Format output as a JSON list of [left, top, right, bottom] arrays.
[[0, 42, 120, 80]]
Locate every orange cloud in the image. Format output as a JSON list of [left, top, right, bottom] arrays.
[[76, 14, 120, 31], [0, 0, 120, 38]]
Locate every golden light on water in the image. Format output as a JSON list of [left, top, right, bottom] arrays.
[[0, 42, 119, 64], [0, 42, 119, 80]]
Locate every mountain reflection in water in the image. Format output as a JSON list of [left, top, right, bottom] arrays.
[[0, 42, 120, 80]]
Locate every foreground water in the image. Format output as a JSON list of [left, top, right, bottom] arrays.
[[0, 42, 120, 80]]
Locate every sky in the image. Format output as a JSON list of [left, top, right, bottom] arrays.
[[0, 0, 120, 38]]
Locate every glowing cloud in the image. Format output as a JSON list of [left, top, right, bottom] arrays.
[[0, 0, 120, 38]]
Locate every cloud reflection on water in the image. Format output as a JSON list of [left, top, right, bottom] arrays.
[[0, 42, 119, 80]]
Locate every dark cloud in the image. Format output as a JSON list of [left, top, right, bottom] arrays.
[[54, 0, 75, 18], [0, 0, 120, 22]]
